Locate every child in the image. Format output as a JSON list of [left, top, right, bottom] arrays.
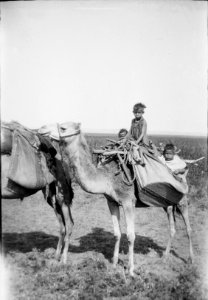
[[118, 128, 128, 141], [124, 103, 153, 164], [125, 102, 149, 146], [161, 143, 188, 182]]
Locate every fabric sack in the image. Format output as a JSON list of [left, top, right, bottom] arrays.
[[8, 130, 54, 189], [134, 147, 188, 207]]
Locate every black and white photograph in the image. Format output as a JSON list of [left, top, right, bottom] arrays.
[[1, 0, 207, 299]]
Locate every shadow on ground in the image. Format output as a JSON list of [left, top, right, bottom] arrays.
[[2, 227, 165, 258], [2, 231, 58, 253], [72, 227, 165, 259]]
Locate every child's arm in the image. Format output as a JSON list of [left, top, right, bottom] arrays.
[[135, 119, 147, 144], [184, 157, 205, 165]]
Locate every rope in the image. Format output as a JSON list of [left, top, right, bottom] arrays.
[[121, 168, 136, 186]]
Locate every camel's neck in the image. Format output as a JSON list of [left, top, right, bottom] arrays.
[[63, 134, 109, 194], [51, 140, 61, 157]]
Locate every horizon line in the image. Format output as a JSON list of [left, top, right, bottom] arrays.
[[83, 128, 207, 137]]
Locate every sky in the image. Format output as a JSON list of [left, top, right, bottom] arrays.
[[1, 0, 207, 135]]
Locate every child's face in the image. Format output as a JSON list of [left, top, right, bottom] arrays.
[[133, 109, 144, 120], [119, 131, 127, 139], [164, 150, 174, 161]]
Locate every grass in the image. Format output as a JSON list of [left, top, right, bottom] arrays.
[[4, 249, 208, 300]]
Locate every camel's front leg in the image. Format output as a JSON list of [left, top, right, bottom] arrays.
[[178, 197, 194, 262], [164, 206, 176, 257], [123, 200, 135, 277], [107, 199, 121, 268]]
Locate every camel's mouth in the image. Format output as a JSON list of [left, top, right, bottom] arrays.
[[38, 124, 60, 141], [38, 128, 50, 136]]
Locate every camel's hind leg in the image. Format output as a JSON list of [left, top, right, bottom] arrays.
[[164, 206, 176, 257], [107, 199, 121, 268], [177, 196, 194, 262], [47, 193, 74, 263], [60, 202, 74, 264], [122, 200, 135, 277]]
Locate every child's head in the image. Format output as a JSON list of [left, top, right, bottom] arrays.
[[163, 143, 175, 161], [118, 128, 128, 139], [133, 103, 146, 119]]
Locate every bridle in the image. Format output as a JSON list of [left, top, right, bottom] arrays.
[[56, 123, 81, 140]]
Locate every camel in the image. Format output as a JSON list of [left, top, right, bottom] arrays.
[[39, 122, 193, 276], [1, 122, 74, 263]]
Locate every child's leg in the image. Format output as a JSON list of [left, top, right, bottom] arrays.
[[132, 146, 140, 161], [132, 146, 145, 166], [137, 147, 145, 165]]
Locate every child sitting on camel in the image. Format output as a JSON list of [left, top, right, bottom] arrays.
[[126, 102, 149, 145], [118, 128, 128, 141], [123, 102, 156, 164], [160, 143, 188, 182]]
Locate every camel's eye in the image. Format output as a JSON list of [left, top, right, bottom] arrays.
[[60, 126, 66, 132]]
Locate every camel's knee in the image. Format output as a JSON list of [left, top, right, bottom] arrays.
[[59, 226, 65, 237], [167, 206, 173, 215], [170, 226, 176, 238], [65, 224, 73, 239], [186, 225, 192, 237], [114, 233, 121, 243], [127, 232, 135, 245], [113, 225, 121, 239]]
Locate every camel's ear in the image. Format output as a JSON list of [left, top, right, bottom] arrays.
[[38, 126, 49, 135]]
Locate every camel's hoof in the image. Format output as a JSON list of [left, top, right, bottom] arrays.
[[60, 256, 67, 265], [129, 271, 135, 278], [55, 253, 61, 261], [128, 266, 135, 278]]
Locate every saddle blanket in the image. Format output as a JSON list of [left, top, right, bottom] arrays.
[[8, 130, 55, 189]]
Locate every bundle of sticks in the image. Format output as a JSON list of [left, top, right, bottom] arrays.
[[93, 139, 136, 185]]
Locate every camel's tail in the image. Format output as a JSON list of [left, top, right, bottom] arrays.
[[173, 205, 182, 223]]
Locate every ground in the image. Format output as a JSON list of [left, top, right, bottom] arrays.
[[2, 180, 208, 299]]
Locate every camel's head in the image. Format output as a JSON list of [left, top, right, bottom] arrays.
[[38, 122, 81, 141], [59, 122, 81, 139]]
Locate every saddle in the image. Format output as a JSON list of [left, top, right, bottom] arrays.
[[94, 139, 188, 208], [7, 126, 56, 190]]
